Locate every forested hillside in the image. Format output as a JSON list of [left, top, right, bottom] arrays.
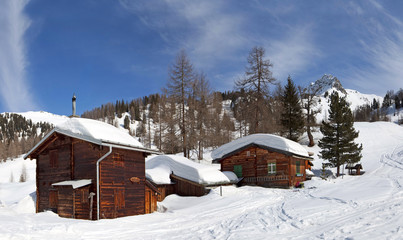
[[0, 113, 53, 160]]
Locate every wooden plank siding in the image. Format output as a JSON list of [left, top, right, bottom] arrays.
[[36, 134, 73, 213], [170, 174, 210, 197], [99, 149, 146, 219], [156, 184, 175, 202], [34, 132, 149, 220], [220, 146, 308, 188]]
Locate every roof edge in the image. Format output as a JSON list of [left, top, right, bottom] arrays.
[[24, 128, 161, 160], [213, 143, 312, 162]]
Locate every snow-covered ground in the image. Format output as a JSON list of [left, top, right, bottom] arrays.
[[1, 121, 403, 239]]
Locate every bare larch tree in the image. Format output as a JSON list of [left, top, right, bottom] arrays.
[[166, 50, 195, 157], [236, 46, 276, 133]]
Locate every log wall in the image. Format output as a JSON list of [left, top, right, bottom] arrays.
[[99, 149, 146, 219], [220, 146, 307, 188], [36, 134, 73, 213], [35, 133, 148, 220], [170, 174, 209, 197]]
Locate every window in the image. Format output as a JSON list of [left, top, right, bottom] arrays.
[[49, 150, 58, 168], [246, 151, 251, 157], [268, 161, 276, 175], [233, 165, 242, 178], [296, 161, 303, 176]]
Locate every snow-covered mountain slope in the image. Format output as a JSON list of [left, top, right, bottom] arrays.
[[12, 111, 69, 126], [312, 74, 384, 123], [1, 121, 403, 239]]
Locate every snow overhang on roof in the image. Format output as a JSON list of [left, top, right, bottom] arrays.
[[211, 133, 312, 162], [24, 118, 160, 159], [52, 179, 92, 189], [146, 155, 238, 186]]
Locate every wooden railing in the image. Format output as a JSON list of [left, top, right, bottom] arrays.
[[243, 175, 289, 183]]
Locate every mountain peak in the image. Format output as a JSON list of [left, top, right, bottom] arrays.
[[315, 74, 346, 94]]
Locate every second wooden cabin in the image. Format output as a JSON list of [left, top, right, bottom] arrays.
[[212, 134, 313, 188]]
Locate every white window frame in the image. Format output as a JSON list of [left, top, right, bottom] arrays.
[[268, 161, 276, 175]]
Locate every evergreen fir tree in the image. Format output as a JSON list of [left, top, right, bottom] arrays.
[[319, 91, 363, 177], [123, 115, 130, 130], [280, 76, 304, 141]]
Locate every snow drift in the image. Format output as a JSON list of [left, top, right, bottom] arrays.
[[146, 155, 237, 185]]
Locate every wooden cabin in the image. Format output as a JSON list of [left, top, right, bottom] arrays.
[[345, 163, 363, 175], [145, 155, 238, 201], [24, 118, 159, 220], [212, 134, 313, 188]]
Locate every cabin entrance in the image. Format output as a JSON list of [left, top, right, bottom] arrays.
[[48, 189, 58, 213]]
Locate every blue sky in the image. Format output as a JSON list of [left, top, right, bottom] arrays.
[[1, 0, 403, 115]]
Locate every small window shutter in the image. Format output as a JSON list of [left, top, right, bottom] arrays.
[[49, 150, 58, 168], [233, 165, 242, 177], [296, 161, 301, 174]]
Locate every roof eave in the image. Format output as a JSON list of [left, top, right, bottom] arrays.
[[24, 128, 162, 160], [212, 143, 312, 162]]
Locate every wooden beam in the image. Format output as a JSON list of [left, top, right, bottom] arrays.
[[30, 133, 59, 158]]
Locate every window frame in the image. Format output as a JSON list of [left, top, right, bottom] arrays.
[[267, 161, 276, 175]]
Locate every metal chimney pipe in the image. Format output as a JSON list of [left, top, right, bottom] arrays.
[[72, 94, 77, 117]]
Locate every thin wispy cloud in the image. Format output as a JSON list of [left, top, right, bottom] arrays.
[[0, 0, 37, 112], [343, 0, 403, 94], [119, 0, 247, 69], [266, 26, 321, 83]]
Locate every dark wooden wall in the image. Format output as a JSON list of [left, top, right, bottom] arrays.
[[99, 148, 146, 219], [170, 174, 209, 197], [156, 184, 175, 202], [35, 133, 148, 220], [220, 146, 307, 188], [36, 134, 73, 213]]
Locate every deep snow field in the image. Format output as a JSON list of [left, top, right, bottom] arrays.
[[1, 122, 403, 240]]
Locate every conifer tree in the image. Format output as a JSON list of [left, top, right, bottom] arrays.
[[319, 91, 363, 177], [280, 76, 304, 141]]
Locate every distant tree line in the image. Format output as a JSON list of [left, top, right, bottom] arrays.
[[0, 113, 53, 161], [353, 88, 403, 123]]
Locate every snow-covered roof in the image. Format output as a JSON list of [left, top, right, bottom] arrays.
[[55, 118, 143, 148], [24, 118, 159, 159], [211, 134, 310, 161], [146, 155, 238, 185], [52, 179, 92, 189]]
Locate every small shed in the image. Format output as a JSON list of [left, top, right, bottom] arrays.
[[145, 155, 238, 201], [345, 163, 363, 175], [212, 134, 313, 188], [24, 118, 159, 220]]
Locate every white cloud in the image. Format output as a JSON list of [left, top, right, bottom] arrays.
[[0, 0, 37, 112], [342, 1, 403, 94], [119, 0, 248, 69], [266, 26, 321, 83]]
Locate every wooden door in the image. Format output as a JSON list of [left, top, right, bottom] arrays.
[[145, 189, 151, 214], [49, 190, 58, 213]]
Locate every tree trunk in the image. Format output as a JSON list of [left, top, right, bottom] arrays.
[[307, 126, 314, 147]]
